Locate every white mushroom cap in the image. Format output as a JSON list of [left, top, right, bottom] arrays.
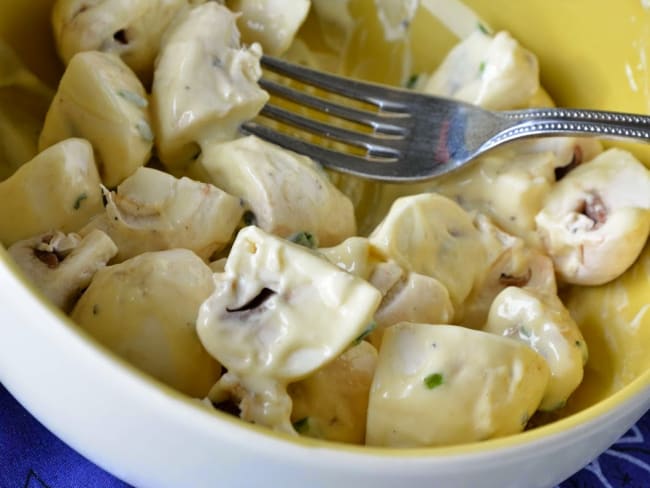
[[8, 230, 117, 312], [535, 148, 650, 285]]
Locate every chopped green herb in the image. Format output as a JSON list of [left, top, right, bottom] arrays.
[[352, 321, 377, 346], [288, 231, 318, 249], [243, 210, 257, 226], [575, 340, 581, 347], [73, 192, 88, 210], [477, 22, 490, 35], [136, 120, 154, 142], [423, 372, 444, 390], [405, 74, 419, 89], [478, 61, 486, 74], [293, 417, 309, 434], [519, 326, 532, 338], [117, 89, 148, 108]]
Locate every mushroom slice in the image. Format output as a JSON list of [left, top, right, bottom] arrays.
[[455, 215, 556, 329], [197, 226, 381, 430], [8, 230, 117, 312], [288, 341, 377, 444], [198, 135, 356, 246], [71, 249, 221, 397], [535, 148, 650, 285], [366, 323, 549, 447], [485, 286, 588, 411], [51, 0, 192, 85], [372, 273, 454, 346], [228, 0, 311, 56], [81, 167, 244, 262], [39, 51, 152, 187], [0, 138, 103, 246], [151, 3, 268, 169], [423, 30, 539, 110], [369, 193, 485, 307]]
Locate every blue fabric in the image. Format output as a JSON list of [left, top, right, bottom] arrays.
[[1, 382, 649, 488]]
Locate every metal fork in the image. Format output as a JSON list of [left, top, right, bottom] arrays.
[[242, 56, 650, 183]]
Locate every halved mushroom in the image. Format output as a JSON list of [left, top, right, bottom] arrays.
[[535, 148, 650, 285], [51, 0, 193, 85], [151, 2, 268, 169], [71, 248, 221, 397], [484, 286, 588, 411], [0, 138, 103, 246], [423, 30, 540, 110], [366, 323, 549, 447], [288, 341, 378, 444], [80, 167, 244, 262], [8, 230, 117, 312], [368, 193, 485, 307], [455, 215, 556, 329], [197, 226, 381, 430], [39, 51, 152, 187], [198, 135, 356, 246], [228, 0, 311, 56]]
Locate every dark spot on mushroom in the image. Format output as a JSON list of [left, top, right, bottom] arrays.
[[243, 210, 257, 226], [227, 287, 276, 313], [113, 29, 129, 45], [577, 191, 607, 229], [34, 249, 60, 269], [499, 268, 532, 287], [554, 145, 583, 181]]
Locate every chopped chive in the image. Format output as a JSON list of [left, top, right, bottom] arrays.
[[405, 74, 419, 89], [519, 326, 532, 338], [478, 61, 486, 74], [116, 89, 148, 108], [136, 120, 154, 142], [288, 231, 318, 249], [423, 372, 444, 390], [73, 192, 88, 210], [477, 22, 490, 34], [352, 321, 377, 346], [293, 417, 309, 434]]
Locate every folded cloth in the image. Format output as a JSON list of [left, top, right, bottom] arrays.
[[1, 382, 649, 487]]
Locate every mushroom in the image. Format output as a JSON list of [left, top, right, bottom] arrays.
[[0, 138, 103, 246], [455, 214, 557, 329], [228, 0, 311, 56], [151, 2, 268, 169], [198, 135, 356, 246], [368, 193, 485, 307], [423, 30, 540, 110], [433, 148, 557, 246], [366, 323, 549, 447], [8, 229, 117, 312], [484, 286, 588, 411], [535, 148, 650, 285], [39, 51, 152, 187], [71, 248, 221, 397], [319, 236, 382, 280], [196, 226, 381, 431], [51, 0, 192, 85], [371, 272, 454, 347], [80, 167, 244, 262], [288, 341, 378, 444]]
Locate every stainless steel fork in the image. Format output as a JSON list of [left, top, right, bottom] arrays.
[[241, 56, 650, 183]]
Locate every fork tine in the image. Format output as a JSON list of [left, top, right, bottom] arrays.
[[241, 121, 411, 181], [258, 78, 408, 136], [261, 56, 410, 113], [259, 104, 401, 158]]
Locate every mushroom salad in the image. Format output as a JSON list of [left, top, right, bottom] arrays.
[[1, 0, 649, 448]]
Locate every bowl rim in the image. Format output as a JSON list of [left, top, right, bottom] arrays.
[[1, 244, 649, 460]]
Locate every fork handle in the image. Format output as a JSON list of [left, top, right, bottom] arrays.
[[490, 108, 650, 148]]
